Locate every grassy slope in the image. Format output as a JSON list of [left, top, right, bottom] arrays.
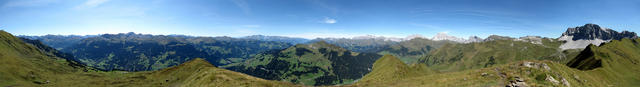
[[354, 38, 640, 87], [63, 33, 292, 71], [377, 38, 453, 64], [137, 58, 295, 87], [0, 30, 90, 86], [356, 60, 638, 87], [356, 55, 434, 84], [420, 39, 580, 72], [565, 38, 640, 86], [0, 30, 296, 87]]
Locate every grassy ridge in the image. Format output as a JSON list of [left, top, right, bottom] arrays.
[[377, 38, 454, 64], [419, 39, 580, 72], [354, 38, 640, 87], [565, 38, 640, 86], [0, 30, 90, 86], [356, 60, 638, 86], [356, 55, 434, 85]]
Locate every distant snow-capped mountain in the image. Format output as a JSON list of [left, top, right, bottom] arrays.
[[430, 32, 483, 43], [242, 35, 310, 44], [351, 35, 406, 42]]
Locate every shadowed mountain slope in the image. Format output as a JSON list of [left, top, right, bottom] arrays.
[[226, 41, 382, 86]]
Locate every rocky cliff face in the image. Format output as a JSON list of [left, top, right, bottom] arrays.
[[562, 24, 637, 40], [559, 24, 638, 50]]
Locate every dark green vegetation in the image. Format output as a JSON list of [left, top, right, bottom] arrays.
[[32, 32, 293, 71], [225, 41, 381, 86], [419, 38, 582, 72], [0, 30, 296, 87]]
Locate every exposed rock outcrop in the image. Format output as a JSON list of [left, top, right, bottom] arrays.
[[562, 24, 637, 40], [516, 36, 543, 45], [546, 75, 560, 85], [522, 61, 551, 71], [559, 23, 638, 50], [506, 76, 528, 87], [484, 35, 514, 41]]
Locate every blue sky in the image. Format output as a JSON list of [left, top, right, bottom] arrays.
[[1, 0, 639, 39]]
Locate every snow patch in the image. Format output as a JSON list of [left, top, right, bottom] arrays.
[[430, 32, 482, 43], [558, 36, 609, 50]]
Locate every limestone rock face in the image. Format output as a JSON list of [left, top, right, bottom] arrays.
[[559, 24, 638, 50], [562, 24, 637, 40]]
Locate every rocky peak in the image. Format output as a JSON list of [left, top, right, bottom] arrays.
[[352, 35, 405, 42], [432, 32, 463, 41], [484, 35, 513, 41], [561, 23, 637, 40], [558, 24, 638, 50], [431, 32, 470, 43]]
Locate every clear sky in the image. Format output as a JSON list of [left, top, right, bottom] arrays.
[[1, 0, 639, 39]]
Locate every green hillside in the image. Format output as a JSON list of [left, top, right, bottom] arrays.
[[62, 33, 292, 71], [354, 38, 640, 87], [357, 55, 434, 84], [378, 38, 454, 64], [126, 58, 295, 87], [419, 38, 581, 72], [565, 38, 640, 86], [225, 41, 382, 86], [0, 30, 296, 87]]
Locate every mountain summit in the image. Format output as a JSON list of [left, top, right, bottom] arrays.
[[559, 24, 638, 50], [431, 32, 482, 43], [561, 23, 637, 40]]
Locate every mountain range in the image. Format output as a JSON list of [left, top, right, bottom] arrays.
[[2, 23, 639, 86], [25, 32, 293, 71], [225, 41, 381, 85]]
